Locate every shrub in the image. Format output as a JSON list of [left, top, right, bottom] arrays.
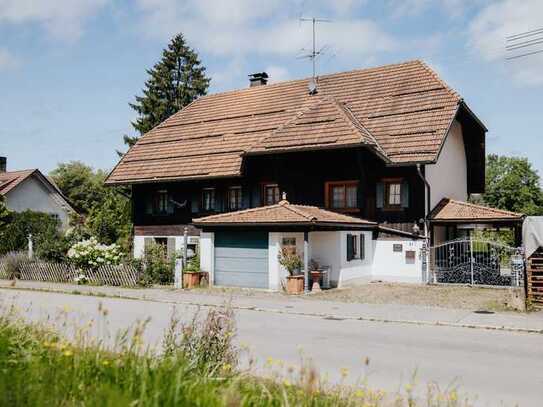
[[278, 248, 303, 276], [67, 237, 123, 272], [0, 252, 28, 279], [184, 252, 200, 273], [141, 243, 176, 284]]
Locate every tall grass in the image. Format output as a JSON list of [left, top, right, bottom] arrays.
[[0, 304, 471, 406]]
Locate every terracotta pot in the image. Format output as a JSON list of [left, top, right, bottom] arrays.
[[310, 271, 322, 292], [183, 272, 201, 289], [286, 275, 304, 295]]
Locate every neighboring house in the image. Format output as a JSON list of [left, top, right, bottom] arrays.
[[106, 60, 518, 288], [0, 158, 75, 228]]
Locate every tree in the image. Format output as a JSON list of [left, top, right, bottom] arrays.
[[49, 161, 132, 251], [49, 161, 108, 214], [0, 195, 11, 229], [124, 33, 210, 147], [484, 154, 543, 215]]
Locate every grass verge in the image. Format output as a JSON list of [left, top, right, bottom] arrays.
[[0, 303, 471, 406]]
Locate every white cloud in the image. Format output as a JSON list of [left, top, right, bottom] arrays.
[[469, 0, 543, 86], [134, 0, 395, 58], [0, 0, 108, 40], [387, 0, 485, 18], [265, 65, 290, 83], [0, 48, 17, 70]]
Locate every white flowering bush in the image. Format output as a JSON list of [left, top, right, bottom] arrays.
[[67, 237, 123, 272]]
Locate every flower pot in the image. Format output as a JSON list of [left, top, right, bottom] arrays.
[[286, 275, 304, 295], [183, 272, 201, 289], [310, 270, 322, 292]]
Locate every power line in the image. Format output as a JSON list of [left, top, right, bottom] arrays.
[[506, 38, 543, 51], [506, 48, 543, 61], [506, 27, 543, 41]]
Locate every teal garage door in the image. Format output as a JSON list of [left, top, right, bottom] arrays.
[[214, 231, 269, 289]]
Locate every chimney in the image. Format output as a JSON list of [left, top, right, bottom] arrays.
[[0, 157, 6, 173], [248, 72, 268, 87]]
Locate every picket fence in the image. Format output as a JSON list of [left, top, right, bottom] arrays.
[[0, 259, 140, 287]]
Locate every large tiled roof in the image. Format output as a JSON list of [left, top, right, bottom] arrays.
[[0, 169, 36, 195], [193, 200, 377, 226], [429, 198, 524, 222], [107, 60, 464, 184]]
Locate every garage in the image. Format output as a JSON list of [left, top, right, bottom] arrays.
[[214, 230, 269, 289]]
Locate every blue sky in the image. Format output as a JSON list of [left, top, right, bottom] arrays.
[[1, 0, 542, 176]]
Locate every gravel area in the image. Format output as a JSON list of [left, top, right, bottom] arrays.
[[189, 282, 522, 311], [306, 282, 520, 311]]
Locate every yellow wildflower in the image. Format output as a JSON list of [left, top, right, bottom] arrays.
[[102, 360, 110, 366], [340, 367, 349, 378], [283, 379, 291, 387], [354, 390, 365, 398], [63, 350, 73, 357]]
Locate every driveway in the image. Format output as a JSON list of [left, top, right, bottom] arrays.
[[1, 288, 542, 407]]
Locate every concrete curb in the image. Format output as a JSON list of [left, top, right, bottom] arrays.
[[1, 285, 542, 335]]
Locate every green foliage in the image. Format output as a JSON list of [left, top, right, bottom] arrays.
[[141, 243, 176, 284], [49, 161, 108, 214], [483, 154, 543, 215], [0, 308, 470, 406], [278, 248, 303, 276], [49, 161, 132, 250], [125, 33, 210, 147], [0, 210, 64, 259], [0, 195, 11, 229], [184, 252, 200, 273]]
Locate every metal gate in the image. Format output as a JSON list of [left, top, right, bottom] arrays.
[[429, 238, 524, 286]]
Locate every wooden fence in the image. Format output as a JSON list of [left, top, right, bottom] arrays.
[[0, 258, 140, 287]]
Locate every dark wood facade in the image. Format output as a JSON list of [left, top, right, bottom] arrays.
[[132, 147, 428, 235]]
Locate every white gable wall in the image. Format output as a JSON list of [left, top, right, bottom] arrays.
[[425, 119, 468, 209], [4, 175, 72, 228]]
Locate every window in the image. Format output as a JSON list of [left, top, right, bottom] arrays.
[[147, 190, 173, 216], [282, 237, 297, 255], [228, 186, 242, 210], [202, 188, 215, 211], [263, 183, 280, 206], [346, 234, 358, 261], [386, 181, 402, 208], [326, 181, 359, 211]]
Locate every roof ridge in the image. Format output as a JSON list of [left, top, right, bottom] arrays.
[[192, 203, 283, 222], [416, 60, 460, 100], [282, 204, 317, 221]]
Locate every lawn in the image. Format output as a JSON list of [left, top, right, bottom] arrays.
[[0, 304, 470, 406]]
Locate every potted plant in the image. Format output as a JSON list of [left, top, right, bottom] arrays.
[[183, 253, 201, 289], [279, 248, 304, 294]]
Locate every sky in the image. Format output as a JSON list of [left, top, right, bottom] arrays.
[[0, 0, 542, 177]]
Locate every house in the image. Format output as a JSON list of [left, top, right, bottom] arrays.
[[0, 157, 75, 228], [106, 60, 518, 288]]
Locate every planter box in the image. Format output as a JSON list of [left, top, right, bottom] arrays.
[[183, 272, 201, 289], [286, 275, 304, 295]]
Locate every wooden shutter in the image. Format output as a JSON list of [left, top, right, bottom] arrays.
[[346, 234, 354, 261], [359, 233, 365, 260], [401, 180, 410, 209], [376, 182, 384, 209]]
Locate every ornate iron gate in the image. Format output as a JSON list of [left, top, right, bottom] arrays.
[[429, 238, 524, 286]]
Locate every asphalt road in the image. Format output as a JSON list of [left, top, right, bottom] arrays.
[[1, 289, 542, 407]]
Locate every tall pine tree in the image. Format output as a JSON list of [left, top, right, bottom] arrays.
[[124, 33, 210, 147]]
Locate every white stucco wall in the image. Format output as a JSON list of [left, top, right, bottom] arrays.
[[199, 232, 214, 283], [5, 175, 72, 228], [337, 231, 374, 286], [425, 120, 468, 209], [271, 232, 307, 290], [371, 239, 424, 283]]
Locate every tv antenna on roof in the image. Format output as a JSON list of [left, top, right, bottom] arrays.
[[299, 17, 332, 90]]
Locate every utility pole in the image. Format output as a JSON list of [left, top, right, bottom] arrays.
[[299, 17, 331, 80]]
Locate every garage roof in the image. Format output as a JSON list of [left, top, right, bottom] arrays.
[[193, 199, 377, 228]]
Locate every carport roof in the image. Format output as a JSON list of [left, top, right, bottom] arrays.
[[429, 198, 524, 223], [193, 200, 378, 228]]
